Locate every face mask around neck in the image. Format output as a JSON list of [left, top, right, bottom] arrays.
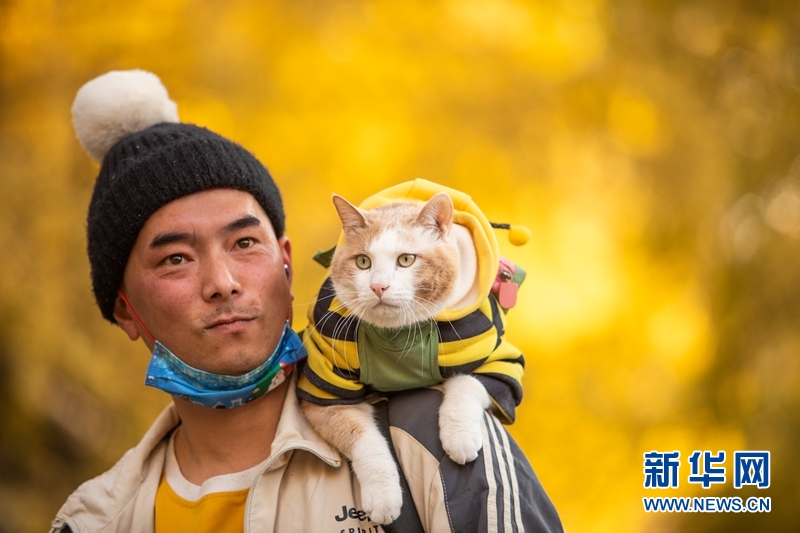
[[144, 321, 307, 409]]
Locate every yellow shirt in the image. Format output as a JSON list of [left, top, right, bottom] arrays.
[[155, 476, 248, 533], [154, 430, 265, 533]]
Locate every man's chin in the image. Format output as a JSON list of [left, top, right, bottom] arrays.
[[216, 351, 273, 376]]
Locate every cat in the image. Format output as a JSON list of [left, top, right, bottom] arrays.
[[298, 186, 525, 525]]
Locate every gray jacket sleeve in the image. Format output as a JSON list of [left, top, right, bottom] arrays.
[[383, 388, 563, 533]]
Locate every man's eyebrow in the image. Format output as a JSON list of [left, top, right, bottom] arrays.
[[148, 215, 261, 249], [150, 232, 191, 249], [223, 215, 261, 233]]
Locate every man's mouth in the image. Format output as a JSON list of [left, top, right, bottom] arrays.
[[205, 315, 256, 332]]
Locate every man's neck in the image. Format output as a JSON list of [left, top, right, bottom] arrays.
[[171, 378, 290, 486]]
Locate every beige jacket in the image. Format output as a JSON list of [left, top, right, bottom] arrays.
[[49, 376, 395, 533], [51, 374, 560, 533]]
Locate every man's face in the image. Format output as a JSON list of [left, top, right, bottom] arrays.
[[114, 188, 292, 376]]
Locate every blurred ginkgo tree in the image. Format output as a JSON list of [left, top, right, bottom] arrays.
[[1, 1, 799, 532]]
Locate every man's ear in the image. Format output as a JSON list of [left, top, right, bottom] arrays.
[[277, 236, 294, 322], [113, 294, 141, 342], [278, 236, 292, 287]]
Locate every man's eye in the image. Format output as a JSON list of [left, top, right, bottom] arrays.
[[167, 255, 184, 265], [236, 238, 253, 249]]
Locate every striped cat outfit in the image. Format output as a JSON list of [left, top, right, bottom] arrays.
[[297, 179, 525, 423]]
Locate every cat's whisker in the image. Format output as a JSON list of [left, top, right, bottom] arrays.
[[293, 290, 336, 310], [308, 307, 346, 340], [406, 310, 423, 365], [329, 298, 367, 371], [394, 303, 413, 362], [394, 302, 424, 365], [304, 311, 344, 371], [417, 318, 431, 378], [411, 296, 469, 347], [334, 316, 359, 372], [393, 302, 412, 353], [310, 299, 352, 328], [406, 313, 433, 381], [306, 295, 366, 373], [338, 303, 366, 350]]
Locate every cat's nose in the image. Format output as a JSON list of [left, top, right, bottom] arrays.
[[371, 283, 389, 298]]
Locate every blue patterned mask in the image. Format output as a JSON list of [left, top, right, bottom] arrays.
[[144, 322, 307, 409]]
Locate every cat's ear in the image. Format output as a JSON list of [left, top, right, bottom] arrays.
[[332, 195, 368, 235], [416, 192, 454, 238]]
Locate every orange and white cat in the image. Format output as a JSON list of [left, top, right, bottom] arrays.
[[300, 192, 493, 524]]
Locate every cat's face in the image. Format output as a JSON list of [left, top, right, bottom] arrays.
[[330, 193, 458, 328]]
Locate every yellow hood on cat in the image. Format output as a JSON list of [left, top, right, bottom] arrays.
[[345, 178, 499, 320]]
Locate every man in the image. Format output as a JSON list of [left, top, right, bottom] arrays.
[[51, 70, 563, 533]]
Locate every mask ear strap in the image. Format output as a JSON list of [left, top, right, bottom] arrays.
[[117, 290, 156, 345]]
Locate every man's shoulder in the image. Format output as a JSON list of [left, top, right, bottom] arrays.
[[50, 405, 178, 533]]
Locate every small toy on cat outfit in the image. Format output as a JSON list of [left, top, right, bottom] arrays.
[[298, 178, 528, 524], [490, 221, 532, 246]]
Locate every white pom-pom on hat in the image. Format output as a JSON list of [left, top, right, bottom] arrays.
[[72, 69, 179, 162]]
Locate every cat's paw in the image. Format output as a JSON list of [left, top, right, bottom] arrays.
[[361, 483, 403, 525], [439, 375, 491, 464], [351, 438, 403, 524], [440, 419, 483, 464]]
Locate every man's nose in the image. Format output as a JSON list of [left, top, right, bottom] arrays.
[[202, 255, 242, 300]]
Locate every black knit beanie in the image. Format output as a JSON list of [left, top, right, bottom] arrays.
[[73, 70, 285, 323]]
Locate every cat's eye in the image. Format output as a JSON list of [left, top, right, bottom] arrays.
[[397, 254, 416, 267], [355, 254, 372, 269]]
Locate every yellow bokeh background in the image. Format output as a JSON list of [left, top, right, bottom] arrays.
[[1, 1, 799, 532]]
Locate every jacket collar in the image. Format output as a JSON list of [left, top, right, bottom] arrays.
[[52, 372, 340, 533], [268, 373, 342, 468]]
